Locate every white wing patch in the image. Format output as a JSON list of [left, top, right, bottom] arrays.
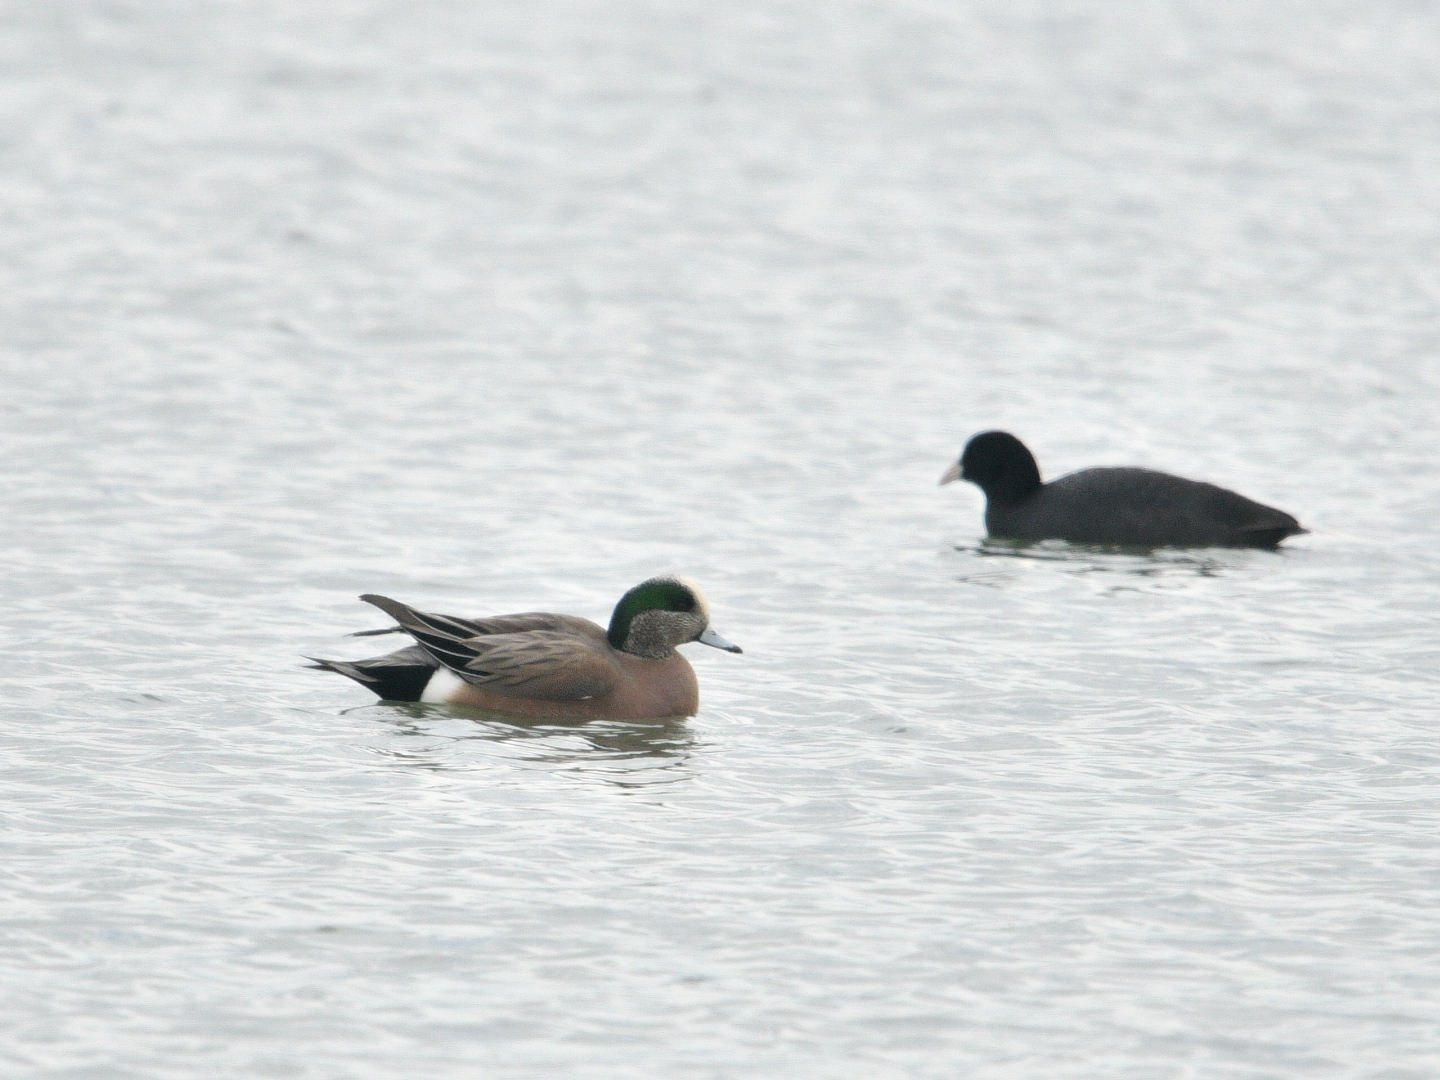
[[420, 666, 467, 704]]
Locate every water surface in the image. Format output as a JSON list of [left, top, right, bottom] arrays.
[[3, 2, 1440, 1077]]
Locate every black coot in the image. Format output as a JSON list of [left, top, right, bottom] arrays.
[[941, 431, 1305, 549]]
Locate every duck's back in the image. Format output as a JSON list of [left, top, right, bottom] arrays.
[[987, 467, 1303, 548]]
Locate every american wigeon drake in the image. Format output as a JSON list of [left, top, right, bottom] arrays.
[[307, 576, 742, 719], [942, 431, 1306, 549]]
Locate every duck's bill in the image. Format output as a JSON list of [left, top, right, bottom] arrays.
[[697, 626, 743, 654], [939, 461, 963, 486]]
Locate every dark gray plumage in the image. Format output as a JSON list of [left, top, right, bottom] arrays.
[[941, 431, 1306, 549]]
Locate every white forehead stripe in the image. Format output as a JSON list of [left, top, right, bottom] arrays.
[[672, 575, 710, 621]]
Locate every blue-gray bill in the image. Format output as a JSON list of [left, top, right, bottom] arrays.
[[697, 626, 743, 653]]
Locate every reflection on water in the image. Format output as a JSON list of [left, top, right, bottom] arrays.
[[357, 704, 697, 789], [949, 539, 1246, 590]]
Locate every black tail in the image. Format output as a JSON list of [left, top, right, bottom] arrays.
[[306, 645, 437, 703], [1235, 515, 1307, 550]]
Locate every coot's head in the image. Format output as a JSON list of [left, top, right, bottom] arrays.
[[940, 431, 1043, 503]]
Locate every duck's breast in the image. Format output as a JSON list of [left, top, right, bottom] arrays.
[[610, 653, 700, 719]]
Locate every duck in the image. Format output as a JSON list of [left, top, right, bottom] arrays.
[[307, 576, 742, 719], [941, 431, 1306, 549]]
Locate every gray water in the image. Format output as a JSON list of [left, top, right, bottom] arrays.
[[4, 2, 1440, 1077]]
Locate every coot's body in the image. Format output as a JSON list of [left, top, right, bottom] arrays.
[[943, 432, 1305, 550]]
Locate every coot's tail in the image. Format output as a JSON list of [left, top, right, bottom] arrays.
[[1235, 510, 1307, 550]]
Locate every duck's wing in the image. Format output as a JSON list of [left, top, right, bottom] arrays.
[[358, 595, 616, 701], [444, 630, 620, 700], [351, 601, 589, 641]]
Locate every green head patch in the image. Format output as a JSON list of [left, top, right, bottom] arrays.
[[607, 577, 700, 649]]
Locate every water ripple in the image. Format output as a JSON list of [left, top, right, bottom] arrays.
[[3, 1, 1440, 1077]]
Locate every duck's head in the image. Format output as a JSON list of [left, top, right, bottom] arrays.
[[608, 576, 743, 660], [941, 430, 1043, 503]]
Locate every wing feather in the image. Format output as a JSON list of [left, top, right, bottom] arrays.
[[357, 595, 616, 701], [455, 631, 617, 700]]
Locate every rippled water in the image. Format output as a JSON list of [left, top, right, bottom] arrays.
[[4, 1, 1440, 1076]]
